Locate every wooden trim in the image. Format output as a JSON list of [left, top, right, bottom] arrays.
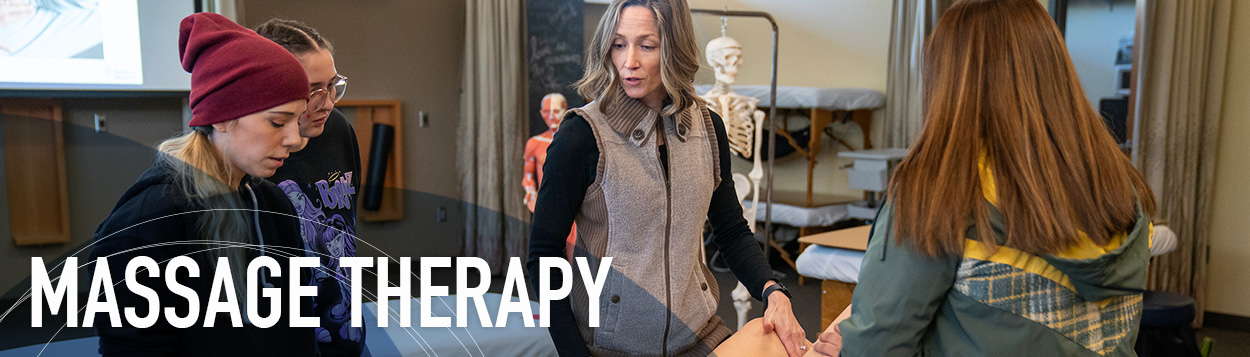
[[1124, 0, 1145, 157], [1204, 312, 1250, 332], [338, 100, 405, 222], [1050, 0, 1069, 36], [0, 98, 71, 246]]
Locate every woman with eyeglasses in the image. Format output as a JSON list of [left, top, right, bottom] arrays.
[[89, 13, 315, 355], [254, 18, 364, 357]]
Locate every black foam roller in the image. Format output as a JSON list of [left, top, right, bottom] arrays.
[[363, 123, 394, 210]]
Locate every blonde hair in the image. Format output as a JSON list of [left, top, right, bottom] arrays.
[[157, 127, 253, 297], [575, 0, 700, 116]]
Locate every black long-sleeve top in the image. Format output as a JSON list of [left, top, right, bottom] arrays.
[[526, 110, 774, 356]]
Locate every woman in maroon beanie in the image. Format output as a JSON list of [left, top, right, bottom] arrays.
[[88, 12, 318, 356]]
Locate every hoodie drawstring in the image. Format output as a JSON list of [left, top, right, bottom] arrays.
[[241, 182, 274, 328], [242, 182, 275, 289]]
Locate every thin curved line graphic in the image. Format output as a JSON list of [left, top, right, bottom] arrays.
[[1, 208, 499, 357]]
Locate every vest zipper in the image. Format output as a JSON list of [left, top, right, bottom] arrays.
[[660, 121, 673, 356]]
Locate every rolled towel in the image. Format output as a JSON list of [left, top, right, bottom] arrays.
[[1149, 225, 1177, 256]]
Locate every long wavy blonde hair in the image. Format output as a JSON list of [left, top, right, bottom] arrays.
[[575, 0, 700, 116]]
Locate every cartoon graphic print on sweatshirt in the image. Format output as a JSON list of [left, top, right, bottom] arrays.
[[279, 174, 360, 344]]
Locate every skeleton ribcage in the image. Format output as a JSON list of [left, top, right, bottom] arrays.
[[726, 114, 754, 159], [707, 95, 759, 160]]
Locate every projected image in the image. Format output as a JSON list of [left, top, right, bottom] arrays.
[[0, 0, 142, 85], [0, 0, 101, 57]]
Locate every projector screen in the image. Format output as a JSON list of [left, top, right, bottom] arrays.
[[0, 0, 195, 91]]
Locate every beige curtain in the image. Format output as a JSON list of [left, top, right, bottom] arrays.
[[200, 0, 239, 21], [457, 0, 528, 272], [1134, 0, 1232, 325], [881, 0, 953, 149]]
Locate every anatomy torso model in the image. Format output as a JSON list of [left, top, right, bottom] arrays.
[[524, 93, 577, 258], [524, 93, 567, 212]]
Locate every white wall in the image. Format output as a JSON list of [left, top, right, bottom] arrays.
[[690, 0, 892, 200], [1065, 0, 1137, 107], [1205, 0, 1250, 318], [584, 0, 892, 90], [685, 0, 892, 92], [585, 0, 893, 199]]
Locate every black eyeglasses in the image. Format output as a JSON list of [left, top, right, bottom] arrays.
[[310, 74, 348, 111]]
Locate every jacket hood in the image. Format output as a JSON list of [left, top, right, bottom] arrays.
[[1040, 204, 1153, 302], [106, 158, 186, 215], [972, 155, 1152, 302], [107, 157, 268, 221]]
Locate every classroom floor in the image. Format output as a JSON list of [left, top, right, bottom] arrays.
[[1195, 327, 1250, 357]]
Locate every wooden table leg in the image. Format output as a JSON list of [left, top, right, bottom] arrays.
[[851, 109, 873, 150], [807, 109, 835, 207]]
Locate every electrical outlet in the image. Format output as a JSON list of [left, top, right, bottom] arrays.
[[94, 114, 107, 133], [436, 206, 447, 222]]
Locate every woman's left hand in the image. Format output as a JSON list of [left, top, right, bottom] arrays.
[[761, 286, 806, 357]]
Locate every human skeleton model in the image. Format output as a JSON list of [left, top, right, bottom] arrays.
[[700, 35, 767, 330], [700, 36, 766, 163], [524, 93, 576, 258]]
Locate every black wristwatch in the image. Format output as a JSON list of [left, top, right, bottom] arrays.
[[762, 281, 792, 310]]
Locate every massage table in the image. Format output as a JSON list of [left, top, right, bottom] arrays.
[[743, 190, 857, 285], [795, 225, 869, 331], [696, 85, 886, 207], [715, 86, 883, 328]]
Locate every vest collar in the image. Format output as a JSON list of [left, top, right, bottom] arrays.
[[601, 90, 694, 146]]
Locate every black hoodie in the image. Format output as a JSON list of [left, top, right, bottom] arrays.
[[88, 160, 317, 356]]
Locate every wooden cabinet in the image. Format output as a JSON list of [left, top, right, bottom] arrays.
[[0, 99, 71, 246], [338, 100, 404, 222]]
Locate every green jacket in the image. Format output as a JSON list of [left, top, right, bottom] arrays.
[[840, 203, 1152, 356]]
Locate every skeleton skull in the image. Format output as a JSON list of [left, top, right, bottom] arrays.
[[706, 36, 743, 85], [540, 93, 568, 131]]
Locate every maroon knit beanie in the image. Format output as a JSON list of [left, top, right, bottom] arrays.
[[179, 13, 309, 126]]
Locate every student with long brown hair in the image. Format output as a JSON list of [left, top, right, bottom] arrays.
[[829, 0, 1157, 355]]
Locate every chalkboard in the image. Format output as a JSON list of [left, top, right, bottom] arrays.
[[526, 0, 584, 137]]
